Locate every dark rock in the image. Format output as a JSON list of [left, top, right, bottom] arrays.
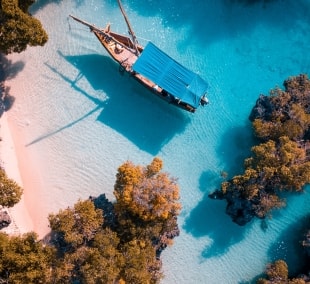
[[225, 196, 255, 226], [302, 230, 310, 257], [89, 194, 116, 228], [209, 189, 256, 226], [0, 102, 4, 118], [0, 82, 5, 117], [155, 216, 180, 258], [0, 210, 11, 229], [249, 94, 274, 121], [208, 190, 225, 200]]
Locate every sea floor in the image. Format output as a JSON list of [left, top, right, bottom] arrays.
[[4, 0, 310, 283]]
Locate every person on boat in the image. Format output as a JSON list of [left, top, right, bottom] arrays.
[[115, 44, 123, 54], [200, 95, 209, 106]]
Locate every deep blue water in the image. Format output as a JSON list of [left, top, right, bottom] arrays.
[[6, 0, 310, 283]]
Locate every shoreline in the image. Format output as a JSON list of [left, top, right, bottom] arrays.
[[0, 112, 42, 237]]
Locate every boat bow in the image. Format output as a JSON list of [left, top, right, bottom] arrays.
[[69, 1, 209, 113]]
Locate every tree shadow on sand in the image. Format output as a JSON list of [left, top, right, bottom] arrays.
[[45, 51, 190, 155], [216, 123, 256, 178], [183, 123, 258, 258], [268, 213, 310, 277], [30, 0, 84, 14], [0, 54, 25, 117], [0, 54, 24, 81], [184, 169, 249, 258]]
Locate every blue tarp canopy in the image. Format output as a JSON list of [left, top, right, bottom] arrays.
[[132, 42, 208, 108]]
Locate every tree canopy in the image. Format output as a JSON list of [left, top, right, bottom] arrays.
[[114, 157, 181, 222], [0, 157, 180, 283], [0, 167, 23, 207], [48, 199, 104, 250], [46, 157, 180, 283], [0, 0, 48, 54], [0, 232, 55, 283], [52, 228, 124, 284], [210, 74, 310, 225]]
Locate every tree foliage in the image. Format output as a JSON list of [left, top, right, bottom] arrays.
[[48, 199, 103, 249], [257, 260, 289, 284], [45, 158, 180, 283], [52, 228, 124, 284], [0, 166, 23, 207], [120, 239, 162, 284], [212, 74, 310, 225], [0, 232, 55, 283], [252, 75, 310, 142], [0, 0, 48, 54], [257, 256, 309, 284], [0, 158, 179, 283], [114, 157, 181, 221]]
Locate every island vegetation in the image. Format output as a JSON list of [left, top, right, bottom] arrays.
[[1, 0, 48, 114], [210, 74, 310, 226], [0, 158, 181, 283], [0, 167, 23, 208], [0, 167, 23, 229], [0, 0, 48, 54], [1, 1, 309, 282]]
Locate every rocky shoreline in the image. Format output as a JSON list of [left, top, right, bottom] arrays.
[[0, 208, 11, 229], [209, 74, 310, 226]]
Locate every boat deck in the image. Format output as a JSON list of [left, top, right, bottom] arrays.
[[92, 27, 197, 112], [94, 30, 159, 90], [94, 30, 138, 71], [69, 13, 207, 113]]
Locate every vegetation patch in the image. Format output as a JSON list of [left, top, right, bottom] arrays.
[[210, 74, 310, 225]]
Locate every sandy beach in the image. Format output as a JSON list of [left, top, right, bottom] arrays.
[[0, 112, 36, 236], [0, 0, 309, 282]]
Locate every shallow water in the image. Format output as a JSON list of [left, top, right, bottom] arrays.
[[5, 0, 310, 283]]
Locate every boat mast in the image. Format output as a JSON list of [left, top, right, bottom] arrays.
[[117, 0, 140, 55]]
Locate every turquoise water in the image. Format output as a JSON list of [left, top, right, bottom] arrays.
[[6, 0, 310, 283]]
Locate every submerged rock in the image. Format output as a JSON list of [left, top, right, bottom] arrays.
[[302, 229, 310, 256], [225, 195, 255, 226], [0, 210, 11, 229], [209, 189, 256, 226]]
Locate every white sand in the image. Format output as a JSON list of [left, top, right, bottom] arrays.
[[0, 112, 34, 236]]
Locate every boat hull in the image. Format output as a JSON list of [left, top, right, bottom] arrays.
[[92, 29, 197, 113], [69, 15, 206, 113]]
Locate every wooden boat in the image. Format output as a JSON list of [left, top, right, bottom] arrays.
[[69, 0, 209, 113]]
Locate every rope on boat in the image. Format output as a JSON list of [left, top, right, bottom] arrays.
[[117, 0, 140, 55], [68, 15, 136, 54], [136, 36, 151, 43]]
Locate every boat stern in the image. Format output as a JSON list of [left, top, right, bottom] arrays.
[[200, 94, 209, 106]]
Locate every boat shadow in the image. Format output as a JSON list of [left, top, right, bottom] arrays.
[[56, 52, 190, 155]]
